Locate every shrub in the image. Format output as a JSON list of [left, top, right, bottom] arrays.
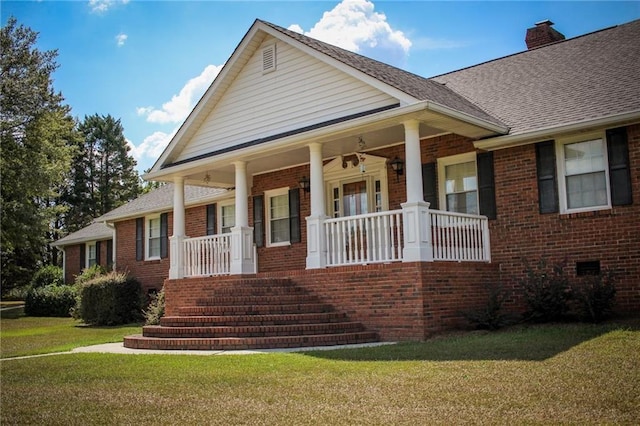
[[462, 283, 512, 330], [31, 265, 64, 289], [73, 264, 106, 286], [25, 285, 77, 317], [144, 289, 165, 325], [74, 271, 143, 326], [3, 285, 30, 301], [521, 258, 571, 323], [571, 270, 616, 323]]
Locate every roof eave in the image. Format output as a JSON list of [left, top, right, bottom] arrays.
[[474, 110, 640, 151]]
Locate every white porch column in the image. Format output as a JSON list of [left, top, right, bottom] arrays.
[[401, 120, 433, 262], [306, 143, 328, 269], [230, 161, 256, 274], [169, 176, 186, 279]]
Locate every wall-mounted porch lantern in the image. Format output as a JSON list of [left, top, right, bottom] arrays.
[[389, 157, 404, 182], [299, 176, 311, 192]]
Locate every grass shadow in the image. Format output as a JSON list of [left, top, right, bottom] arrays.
[[303, 318, 640, 362]]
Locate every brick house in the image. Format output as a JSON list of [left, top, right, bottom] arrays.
[[51, 222, 114, 284], [63, 19, 640, 349]]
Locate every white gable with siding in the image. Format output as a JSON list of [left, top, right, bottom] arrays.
[[173, 35, 399, 164]]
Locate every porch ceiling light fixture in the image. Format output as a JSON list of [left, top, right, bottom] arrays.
[[299, 176, 310, 193], [203, 173, 211, 184], [389, 157, 404, 182], [357, 136, 367, 173]]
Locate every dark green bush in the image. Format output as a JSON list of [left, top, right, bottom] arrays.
[[521, 258, 571, 323], [144, 289, 165, 325], [74, 271, 143, 326], [571, 270, 616, 323], [462, 283, 512, 330], [31, 265, 64, 289], [25, 285, 77, 317]]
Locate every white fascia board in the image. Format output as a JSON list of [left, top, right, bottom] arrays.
[[474, 110, 640, 151], [426, 101, 509, 135]]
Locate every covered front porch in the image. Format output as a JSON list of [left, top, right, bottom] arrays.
[[161, 117, 494, 280]]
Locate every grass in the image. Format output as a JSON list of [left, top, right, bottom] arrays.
[[0, 315, 142, 358], [1, 316, 639, 424]]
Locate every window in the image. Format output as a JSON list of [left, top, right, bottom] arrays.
[[266, 188, 290, 246], [559, 138, 609, 212], [147, 216, 161, 259], [220, 203, 235, 234], [438, 153, 478, 215], [87, 243, 97, 267]]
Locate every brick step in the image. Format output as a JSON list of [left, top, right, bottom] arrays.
[[195, 294, 320, 306], [160, 312, 348, 327], [178, 303, 335, 316], [123, 331, 380, 351], [142, 322, 365, 338]]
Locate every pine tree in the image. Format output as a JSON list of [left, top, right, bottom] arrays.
[[1, 17, 76, 291], [63, 114, 141, 232]]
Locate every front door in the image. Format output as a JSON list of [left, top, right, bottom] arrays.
[[343, 181, 368, 216]]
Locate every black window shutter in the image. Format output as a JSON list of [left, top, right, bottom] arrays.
[[606, 127, 632, 206], [535, 141, 559, 213], [79, 244, 86, 270], [422, 162, 438, 209], [135, 218, 144, 261], [160, 213, 169, 259], [206, 203, 217, 235], [253, 195, 264, 248], [477, 152, 497, 220], [106, 239, 113, 267], [95, 241, 101, 265], [289, 188, 301, 244]]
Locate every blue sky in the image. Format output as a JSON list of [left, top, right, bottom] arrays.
[[3, 1, 639, 172]]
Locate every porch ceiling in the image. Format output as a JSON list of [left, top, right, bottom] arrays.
[[148, 104, 506, 187]]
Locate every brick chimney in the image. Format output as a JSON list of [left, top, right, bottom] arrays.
[[525, 20, 566, 49]]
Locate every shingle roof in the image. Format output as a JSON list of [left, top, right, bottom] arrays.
[[51, 221, 113, 247], [432, 19, 640, 136], [260, 20, 507, 129], [97, 184, 228, 222]]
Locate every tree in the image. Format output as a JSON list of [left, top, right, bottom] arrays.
[[1, 17, 76, 292], [63, 114, 141, 232]]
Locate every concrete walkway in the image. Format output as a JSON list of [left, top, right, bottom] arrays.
[[2, 341, 394, 361]]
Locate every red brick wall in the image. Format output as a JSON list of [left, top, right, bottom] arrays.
[[114, 204, 214, 293], [489, 124, 640, 313], [164, 261, 498, 341], [62, 240, 112, 284]]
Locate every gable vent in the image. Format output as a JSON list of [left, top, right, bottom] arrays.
[[262, 44, 276, 73]]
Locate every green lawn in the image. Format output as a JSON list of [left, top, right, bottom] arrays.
[[1, 316, 639, 425]]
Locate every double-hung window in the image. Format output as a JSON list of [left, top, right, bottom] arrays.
[[438, 153, 479, 215], [87, 243, 97, 267], [147, 216, 161, 259], [266, 188, 290, 246], [220, 203, 235, 234], [559, 138, 609, 212]]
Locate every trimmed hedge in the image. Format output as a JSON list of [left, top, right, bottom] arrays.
[[31, 265, 64, 289], [25, 285, 77, 317], [74, 272, 143, 326]]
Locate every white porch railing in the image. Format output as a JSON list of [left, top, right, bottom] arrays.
[[325, 210, 404, 266], [430, 210, 491, 262], [183, 234, 231, 277]]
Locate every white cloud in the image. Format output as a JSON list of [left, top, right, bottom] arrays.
[[288, 0, 411, 64], [137, 64, 224, 124], [115, 33, 128, 47], [127, 128, 178, 168], [88, 0, 129, 14]]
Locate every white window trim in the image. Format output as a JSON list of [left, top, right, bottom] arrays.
[[86, 242, 97, 267], [218, 199, 236, 234], [555, 132, 611, 214], [437, 152, 478, 214], [265, 187, 290, 248], [146, 214, 161, 261]]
